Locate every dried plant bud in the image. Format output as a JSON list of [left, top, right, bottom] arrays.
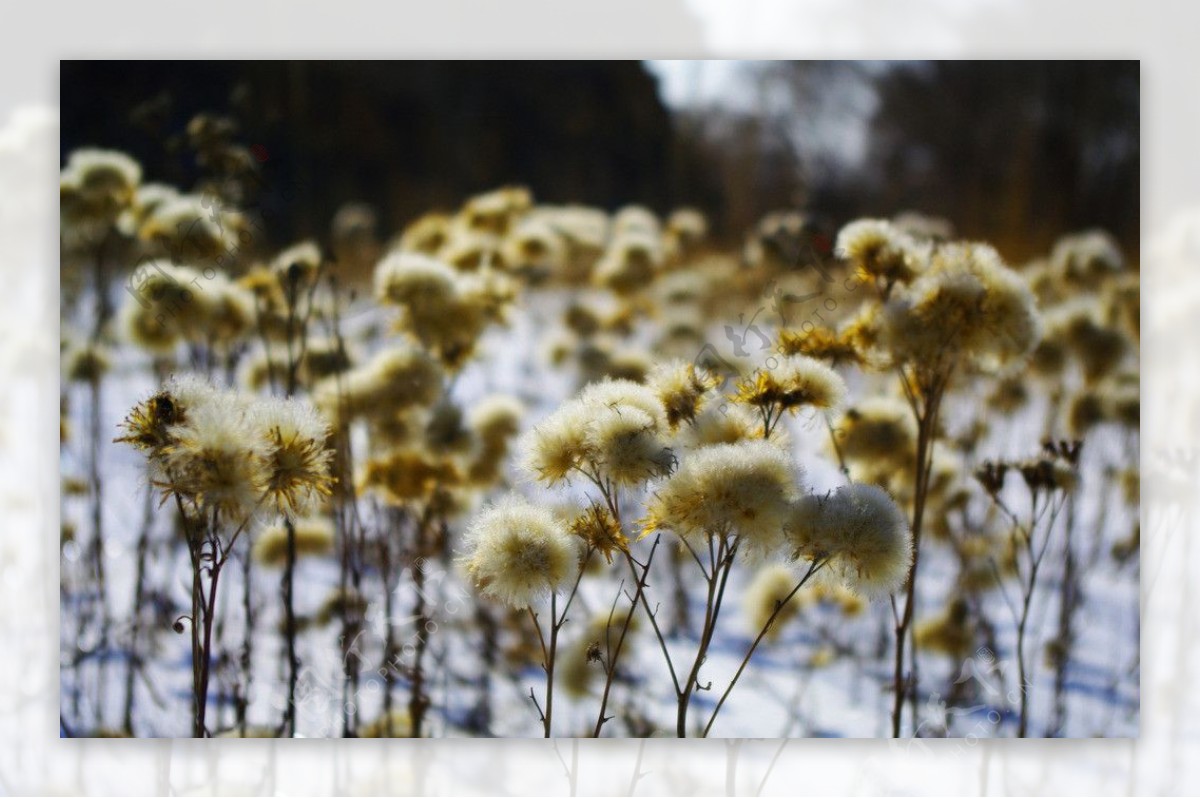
[[974, 461, 1008, 496]]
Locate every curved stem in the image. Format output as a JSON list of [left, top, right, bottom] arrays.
[[702, 560, 822, 737], [892, 375, 944, 737], [677, 536, 738, 737], [592, 536, 662, 736], [622, 549, 681, 695]]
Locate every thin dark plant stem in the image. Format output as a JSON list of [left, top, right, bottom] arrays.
[[1014, 491, 1065, 737], [282, 517, 299, 736], [408, 511, 433, 738], [378, 513, 397, 736], [702, 560, 823, 737], [892, 370, 945, 737], [121, 473, 154, 735], [528, 552, 591, 737], [1050, 493, 1078, 736], [824, 414, 850, 481], [543, 592, 559, 738], [622, 549, 681, 695], [238, 545, 254, 737], [592, 535, 662, 736], [677, 535, 738, 737]]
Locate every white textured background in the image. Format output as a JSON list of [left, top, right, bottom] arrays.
[[2, 0, 1194, 793]]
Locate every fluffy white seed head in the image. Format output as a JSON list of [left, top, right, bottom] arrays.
[[644, 440, 799, 554], [836, 219, 926, 284], [785, 483, 912, 597], [463, 495, 580, 608], [164, 390, 269, 522], [880, 242, 1041, 374]]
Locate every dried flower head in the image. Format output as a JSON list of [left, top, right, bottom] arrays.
[[60, 148, 142, 227], [271, 240, 323, 292], [643, 440, 799, 554], [914, 598, 974, 658], [734, 355, 846, 413], [253, 396, 335, 517], [586, 403, 675, 486], [359, 447, 463, 504], [138, 194, 243, 265], [162, 391, 269, 522], [879, 242, 1041, 376], [785, 484, 912, 596], [115, 373, 219, 456], [375, 251, 460, 309], [612, 205, 661, 237], [398, 213, 453, 255], [519, 399, 593, 484], [593, 231, 663, 295], [469, 395, 524, 445], [647, 360, 717, 430], [683, 403, 776, 448], [463, 495, 579, 607], [502, 215, 566, 272], [373, 250, 502, 366], [569, 503, 629, 564], [520, 378, 672, 487], [836, 219, 926, 286], [313, 346, 443, 424], [1051, 230, 1124, 289], [63, 341, 112, 384], [777, 326, 864, 367]]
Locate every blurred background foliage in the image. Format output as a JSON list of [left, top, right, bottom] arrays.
[[61, 60, 1137, 264]]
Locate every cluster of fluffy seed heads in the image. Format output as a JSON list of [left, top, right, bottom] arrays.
[[593, 231, 663, 295], [876, 242, 1041, 376], [835, 219, 927, 286], [647, 360, 717, 430], [60, 148, 142, 234], [374, 250, 511, 366], [462, 495, 580, 608], [784, 483, 912, 597], [117, 375, 334, 524], [312, 346, 443, 425], [643, 440, 799, 555], [520, 378, 673, 487], [118, 261, 257, 354], [160, 391, 270, 522], [735, 355, 846, 414]]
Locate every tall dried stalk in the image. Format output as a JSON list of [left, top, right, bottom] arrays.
[[527, 552, 591, 737], [890, 367, 949, 737], [676, 535, 739, 737]]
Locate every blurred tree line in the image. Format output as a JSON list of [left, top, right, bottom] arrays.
[[62, 60, 1137, 262], [675, 61, 1138, 263]]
